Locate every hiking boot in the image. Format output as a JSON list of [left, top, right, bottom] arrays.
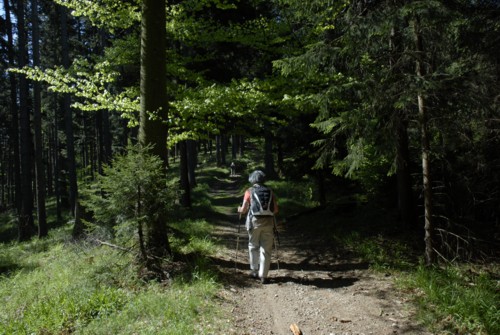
[[260, 277, 269, 284], [249, 271, 258, 279]]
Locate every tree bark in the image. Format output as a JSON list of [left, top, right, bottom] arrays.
[[187, 139, 197, 188], [315, 170, 327, 208], [3, 0, 21, 214], [231, 134, 238, 160], [179, 140, 191, 208], [413, 15, 435, 265], [140, 0, 168, 165], [96, 30, 113, 173], [17, 0, 36, 241], [32, 0, 48, 237], [140, 0, 170, 258], [216, 135, 222, 166], [239, 136, 245, 156], [221, 135, 228, 165], [277, 140, 284, 176], [102, 110, 113, 166], [390, 25, 416, 228], [59, 5, 78, 218], [395, 114, 416, 228], [264, 130, 277, 179], [52, 115, 62, 221]]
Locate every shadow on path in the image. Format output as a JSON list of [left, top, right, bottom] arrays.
[[205, 175, 367, 292]]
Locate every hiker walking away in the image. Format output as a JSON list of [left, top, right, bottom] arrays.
[[237, 170, 278, 284], [230, 162, 236, 177]]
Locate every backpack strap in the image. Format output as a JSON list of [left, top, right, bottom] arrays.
[[266, 190, 273, 211]]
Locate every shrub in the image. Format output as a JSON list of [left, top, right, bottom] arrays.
[[81, 144, 177, 251]]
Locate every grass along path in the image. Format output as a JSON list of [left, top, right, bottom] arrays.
[[206, 174, 431, 335]]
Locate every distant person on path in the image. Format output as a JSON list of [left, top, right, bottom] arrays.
[[230, 162, 236, 176], [238, 170, 278, 284]]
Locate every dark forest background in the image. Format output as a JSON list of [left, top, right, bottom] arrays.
[[1, 0, 499, 269]]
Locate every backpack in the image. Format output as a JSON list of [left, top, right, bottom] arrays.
[[250, 185, 274, 216]]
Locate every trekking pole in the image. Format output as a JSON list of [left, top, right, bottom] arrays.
[[273, 215, 280, 271], [234, 213, 242, 271]]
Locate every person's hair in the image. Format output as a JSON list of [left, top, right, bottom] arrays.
[[248, 170, 266, 184]]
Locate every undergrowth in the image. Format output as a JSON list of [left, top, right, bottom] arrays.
[[316, 203, 500, 335], [0, 220, 228, 335], [264, 179, 320, 218], [1, 158, 498, 335], [399, 264, 500, 335]]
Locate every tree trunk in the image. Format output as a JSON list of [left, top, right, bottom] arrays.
[[221, 135, 228, 165], [32, 0, 48, 237], [315, 170, 327, 207], [231, 134, 238, 160], [57, 4, 82, 237], [389, 25, 416, 228], [96, 111, 105, 174], [4, 0, 21, 214], [395, 113, 416, 227], [96, 30, 112, 173], [52, 116, 62, 221], [18, 0, 36, 241], [413, 15, 435, 265], [140, 0, 170, 258], [277, 140, 284, 176], [102, 110, 112, 166], [264, 131, 277, 179], [58, 5, 78, 217], [179, 140, 191, 208], [187, 139, 197, 188], [216, 135, 222, 166], [239, 136, 245, 157], [140, 0, 168, 164]]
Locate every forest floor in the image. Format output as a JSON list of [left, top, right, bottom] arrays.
[[206, 175, 433, 335]]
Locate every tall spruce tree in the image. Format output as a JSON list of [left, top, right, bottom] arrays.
[[3, 0, 22, 214], [32, 0, 48, 237], [18, 0, 36, 241]]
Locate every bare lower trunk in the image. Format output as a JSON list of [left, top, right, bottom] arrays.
[[140, 0, 170, 260], [187, 139, 197, 188], [3, 0, 21, 213], [179, 140, 191, 208], [419, 95, 435, 265], [59, 5, 79, 225], [264, 130, 277, 179], [32, 0, 48, 237], [396, 114, 416, 228], [413, 15, 435, 265], [18, 0, 36, 241], [390, 25, 416, 228]]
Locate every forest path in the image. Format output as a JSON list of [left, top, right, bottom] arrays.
[[206, 174, 430, 335]]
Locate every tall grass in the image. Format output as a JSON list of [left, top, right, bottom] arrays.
[[304, 202, 499, 335], [398, 264, 500, 335], [0, 219, 229, 335], [2, 163, 498, 335]]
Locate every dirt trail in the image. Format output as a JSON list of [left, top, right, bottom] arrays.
[[209, 176, 431, 335]]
